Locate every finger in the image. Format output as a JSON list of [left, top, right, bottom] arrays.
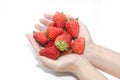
[[44, 13, 53, 21], [78, 20, 87, 28], [36, 56, 59, 71], [26, 33, 43, 55], [78, 20, 91, 37], [39, 18, 50, 26], [34, 24, 45, 31]]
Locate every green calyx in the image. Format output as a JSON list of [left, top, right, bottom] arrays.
[[75, 17, 79, 20], [55, 41, 68, 51], [66, 17, 70, 21]]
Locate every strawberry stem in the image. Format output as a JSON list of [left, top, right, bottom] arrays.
[[33, 31, 36, 33], [75, 17, 79, 20], [55, 41, 68, 51], [66, 17, 70, 21]]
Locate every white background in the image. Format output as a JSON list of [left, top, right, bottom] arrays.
[[0, 0, 120, 80]]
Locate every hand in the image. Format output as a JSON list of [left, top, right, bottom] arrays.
[[36, 53, 91, 73], [26, 32, 90, 73], [26, 13, 110, 80], [26, 13, 94, 73]]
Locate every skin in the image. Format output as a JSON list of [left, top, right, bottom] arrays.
[[26, 13, 120, 80]]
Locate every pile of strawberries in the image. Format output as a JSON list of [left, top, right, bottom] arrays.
[[33, 12, 85, 60]]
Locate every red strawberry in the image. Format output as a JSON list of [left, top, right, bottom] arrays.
[[45, 41, 54, 48], [33, 31, 48, 45], [47, 26, 63, 40], [63, 50, 71, 55], [55, 31, 72, 51], [71, 37, 85, 54], [53, 12, 66, 28], [48, 22, 56, 27], [39, 46, 60, 60], [65, 19, 79, 38]]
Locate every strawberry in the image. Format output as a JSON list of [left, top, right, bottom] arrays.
[[55, 31, 72, 51], [47, 26, 63, 40], [33, 31, 48, 45], [39, 45, 60, 60], [71, 37, 85, 54], [53, 12, 66, 28], [63, 49, 71, 55], [45, 41, 54, 48], [65, 19, 79, 38], [48, 22, 56, 27]]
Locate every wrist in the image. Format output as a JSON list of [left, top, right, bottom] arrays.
[[71, 55, 108, 80], [71, 55, 91, 75]]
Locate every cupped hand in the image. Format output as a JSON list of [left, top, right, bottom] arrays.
[[26, 13, 93, 73]]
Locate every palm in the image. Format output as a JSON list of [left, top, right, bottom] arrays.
[[35, 53, 89, 73], [54, 54, 79, 72]]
